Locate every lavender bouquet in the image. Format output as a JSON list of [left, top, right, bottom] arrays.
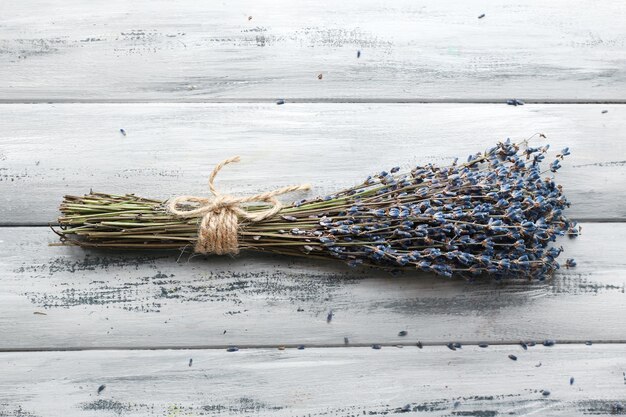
[[55, 140, 578, 280]]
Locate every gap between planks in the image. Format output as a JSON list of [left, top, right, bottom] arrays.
[[2, 217, 625, 227], [1, 98, 626, 104], [0, 341, 622, 353]]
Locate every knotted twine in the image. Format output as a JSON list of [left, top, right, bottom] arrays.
[[167, 156, 311, 255]]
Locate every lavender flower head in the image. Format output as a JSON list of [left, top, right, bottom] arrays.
[[289, 139, 578, 280]]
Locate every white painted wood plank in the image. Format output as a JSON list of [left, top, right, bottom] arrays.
[[1, 0, 625, 100], [0, 223, 624, 350], [1, 345, 625, 416], [0, 103, 624, 223]]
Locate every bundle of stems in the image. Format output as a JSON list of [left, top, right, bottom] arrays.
[[55, 140, 578, 279]]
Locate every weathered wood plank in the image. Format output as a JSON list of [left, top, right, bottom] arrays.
[[0, 223, 624, 349], [1, 345, 625, 416], [1, 103, 624, 223], [1, 0, 625, 100]]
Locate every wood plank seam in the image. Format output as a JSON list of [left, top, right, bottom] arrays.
[[1, 99, 626, 104], [0, 341, 620, 353], [3, 217, 626, 227]]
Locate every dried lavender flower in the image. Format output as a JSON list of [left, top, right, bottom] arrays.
[[55, 140, 576, 280]]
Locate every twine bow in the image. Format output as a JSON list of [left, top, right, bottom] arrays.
[[167, 156, 311, 255]]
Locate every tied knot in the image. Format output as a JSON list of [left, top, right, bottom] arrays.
[[167, 156, 310, 255]]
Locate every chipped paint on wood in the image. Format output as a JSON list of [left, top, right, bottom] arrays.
[[1, 345, 625, 416], [0, 224, 625, 349], [0, 0, 623, 411], [0, 0, 625, 100], [0, 103, 625, 223]]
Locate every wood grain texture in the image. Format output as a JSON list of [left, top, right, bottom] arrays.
[[1, 223, 624, 350], [1, 103, 625, 224], [1, 0, 625, 100], [2, 345, 626, 416]]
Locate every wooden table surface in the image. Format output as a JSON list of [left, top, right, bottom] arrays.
[[1, 1, 625, 416]]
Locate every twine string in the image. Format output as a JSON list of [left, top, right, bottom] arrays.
[[167, 156, 310, 255]]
